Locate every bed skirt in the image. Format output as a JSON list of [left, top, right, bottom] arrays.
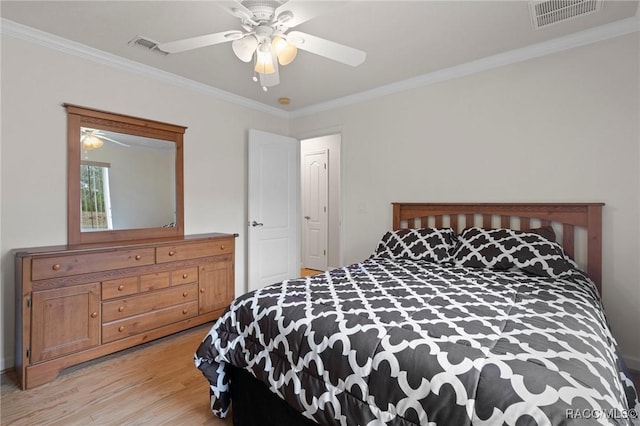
[[230, 365, 318, 426]]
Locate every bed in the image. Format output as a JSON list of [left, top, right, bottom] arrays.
[[195, 202, 639, 425]]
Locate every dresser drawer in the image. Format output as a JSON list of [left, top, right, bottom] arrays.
[[140, 271, 170, 292], [102, 276, 139, 300], [32, 248, 155, 281], [102, 300, 198, 343], [102, 283, 198, 322], [156, 238, 233, 263], [171, 267, 198, 286]]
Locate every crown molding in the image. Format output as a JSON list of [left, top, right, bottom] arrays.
[[2, 14, 639, 120], [290, 14, 640, 118], [0, 18, 289, 119]]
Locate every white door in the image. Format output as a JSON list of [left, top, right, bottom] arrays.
[[248, 129, 299, 291], [301, 149, 328, 271]]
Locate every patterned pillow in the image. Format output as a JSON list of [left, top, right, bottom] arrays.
[[528, 225, 556, 242], [372, 228, 457, 263], [452, 227, 574, 277]]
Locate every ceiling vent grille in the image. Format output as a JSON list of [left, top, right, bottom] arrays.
[[529, 0, 603, 29]]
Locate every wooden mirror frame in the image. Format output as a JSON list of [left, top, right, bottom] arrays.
[[66, 104, 186, 244]]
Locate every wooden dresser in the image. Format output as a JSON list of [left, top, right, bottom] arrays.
[[14, 232, 236, 389]]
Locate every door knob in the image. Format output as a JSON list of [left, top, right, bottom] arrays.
[[304, 216, 311, 220], [251, 221, 264, 227]]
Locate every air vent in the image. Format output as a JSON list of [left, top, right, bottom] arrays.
[[529, 0, 603, 29], [128, 36, 168, 55]]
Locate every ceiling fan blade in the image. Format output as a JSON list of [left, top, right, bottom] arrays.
[[157, 30, 243, 54], [100, 135, 131, 148], [286, 31, 366, 67], [215, 1, 255, 21], [275, 1, 347, 28]]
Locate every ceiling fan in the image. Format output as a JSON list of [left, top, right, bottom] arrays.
[[81, 128, 130, 151], [132, 0, 366, 91]]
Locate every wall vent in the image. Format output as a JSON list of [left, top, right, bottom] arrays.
[[529, 0, 603, 29]]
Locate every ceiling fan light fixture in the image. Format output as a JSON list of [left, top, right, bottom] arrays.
[[82, 134, 104, 150], [232, 35, 258, 62], [272, 36, 297, 65], [254, 44, 276, 74]]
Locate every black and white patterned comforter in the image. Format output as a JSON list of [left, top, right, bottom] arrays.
[[195, 258, 639, 425]]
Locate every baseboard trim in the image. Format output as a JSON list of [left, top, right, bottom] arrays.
[[1, 356, 15, 374], [1, 366, 16, 376]]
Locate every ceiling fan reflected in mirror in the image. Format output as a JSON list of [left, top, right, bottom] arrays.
[[81, 128, 131, 151], [130, 0, 367, 91]]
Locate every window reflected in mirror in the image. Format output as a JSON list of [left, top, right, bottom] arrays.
[[80, 160, 112, 230]]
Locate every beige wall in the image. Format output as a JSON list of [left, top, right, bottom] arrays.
[[0, 35, 289, 370], [291, 33, 640, 369]]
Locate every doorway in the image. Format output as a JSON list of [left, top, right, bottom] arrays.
[[300, 134, 341, 272]]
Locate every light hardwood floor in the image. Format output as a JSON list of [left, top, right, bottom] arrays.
[[1, 324, 232, 425], [300, 268, 323, 277]]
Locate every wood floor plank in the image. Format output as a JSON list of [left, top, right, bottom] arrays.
[[301, 268, 323, 277], [1, 324, 232, 425]]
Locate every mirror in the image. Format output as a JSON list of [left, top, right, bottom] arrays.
[[66, 104, 185, 244]]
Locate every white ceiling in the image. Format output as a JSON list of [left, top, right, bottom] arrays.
[[2, 1, 639, 113]]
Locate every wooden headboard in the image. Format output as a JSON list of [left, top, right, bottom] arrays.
[[392, 202, 605, 294]]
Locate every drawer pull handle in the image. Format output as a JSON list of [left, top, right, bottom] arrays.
[[182, 309, 188, 315], [118, 326, 125, 332], [182, 273, 188, 279], [220, 245, 225, 250], [135, 255, 141, 260], [118, 285, 125, 291], [118, 306, 125, 312], [182, 292, 188, 297], [90, 312, 98, 318], [168, 251, 176, 256], [200, 288, 205, 293], [52, 264, 61, 271]]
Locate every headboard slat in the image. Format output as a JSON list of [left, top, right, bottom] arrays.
[[466, 214, 474, 229], [563, 224, 575, 260], [435, 215, 443, 228], [501, 215, 510, 228], [450, 215, 458, 234]]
